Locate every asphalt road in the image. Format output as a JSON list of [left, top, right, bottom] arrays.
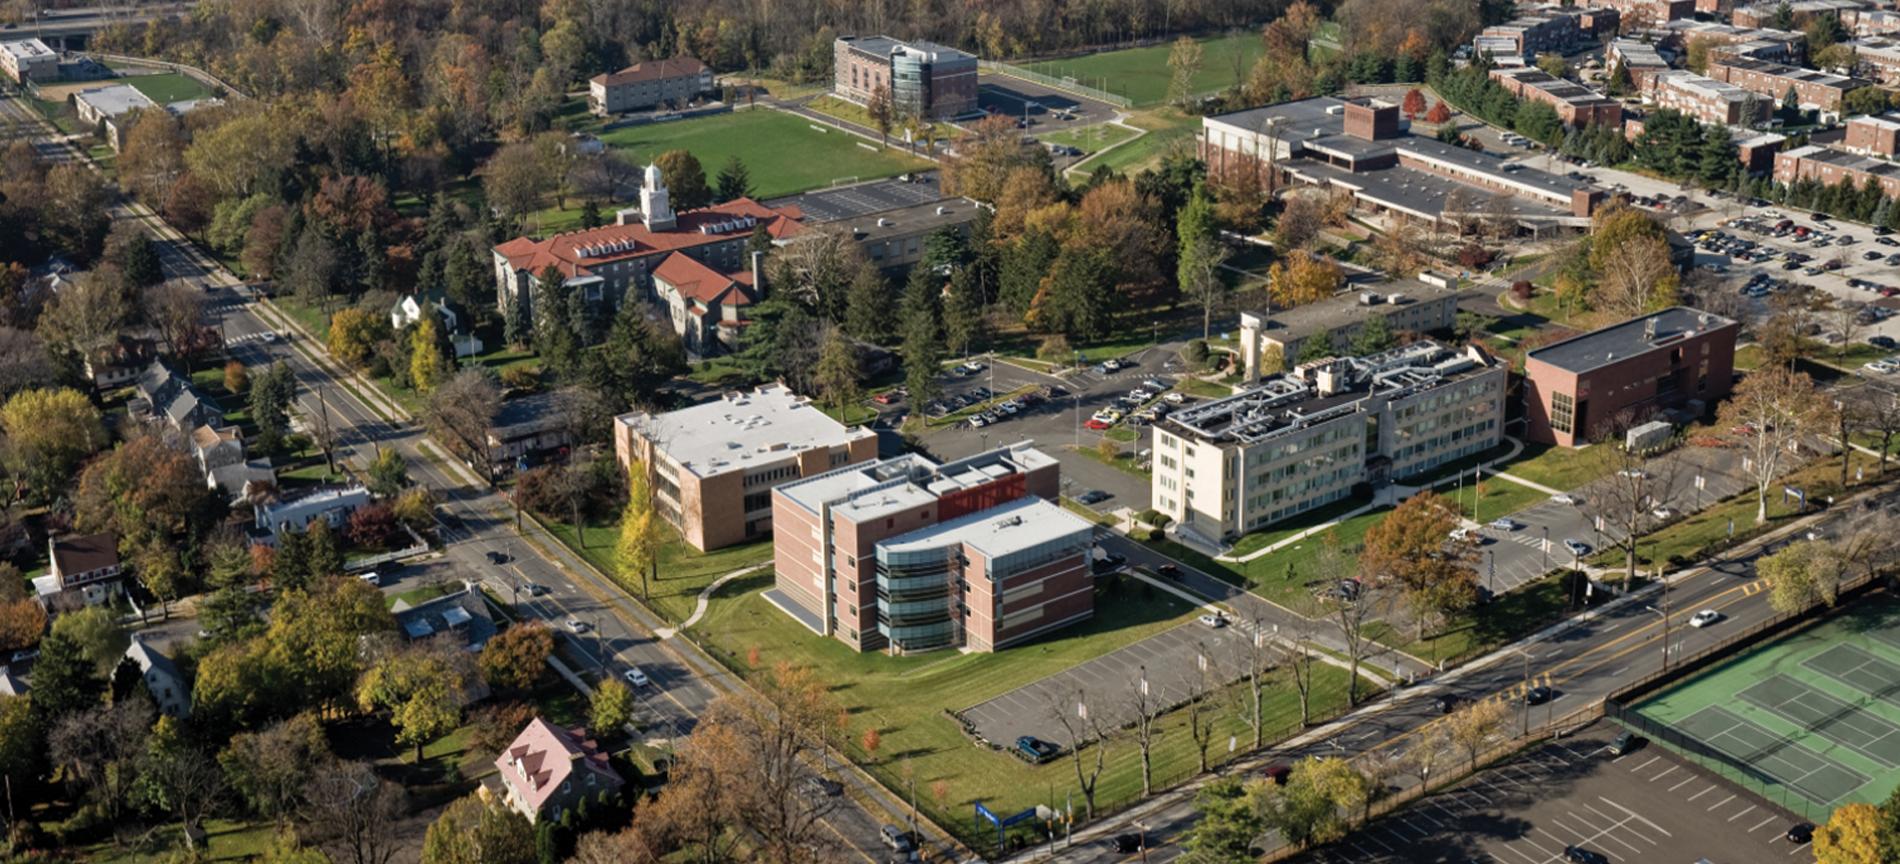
[[0, 91, 926, 864], [1017, 483, 1897, 863]]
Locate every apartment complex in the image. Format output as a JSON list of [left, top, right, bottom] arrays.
[[0, 38, 57, 83], [1523, 307, 1738, 447], [613, 385, 879, 551], [1707, 57, 1867, 112], [1844, 113, 1900, 156], [491, 166, 801, 346], [1773, 142, 1900, 196], [1235, 273, 1461, 379], [1153, 341, 1507, 544], [1732, 0, 1866, 28], [1490, 67, 1625, 127], [587, 56, 713, 115], [1853, 36, 1900, 84], [769, 444, 1095, 654], [1647, 70, 1769, 125], [1578, 0, 1695, 23], [1201, 97, 1603, 231], [1610, 39, 1673, 90], [831, 36, 978, 120], [1480, 6, 1586, 59]]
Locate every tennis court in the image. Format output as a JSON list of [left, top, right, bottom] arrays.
[[1627, 597, 1900, 816]]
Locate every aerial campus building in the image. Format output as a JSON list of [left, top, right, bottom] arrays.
[[831, 35, 978, 120], [768, 443, 1097, 654], [1152, 341, 1507, 546], [1523, 307, 1739, 447]]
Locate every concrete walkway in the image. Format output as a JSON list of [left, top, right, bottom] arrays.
[[656, 564, 768, 639]]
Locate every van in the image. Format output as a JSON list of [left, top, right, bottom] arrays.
[[357, 571, 381, 586], [880, 825, 914, 853]]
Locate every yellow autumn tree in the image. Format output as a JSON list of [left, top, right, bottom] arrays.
[[1815, 803, 1883, 864], [1268, 254, 1345, 308]]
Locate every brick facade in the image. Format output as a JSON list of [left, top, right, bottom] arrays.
[[1707, 57, 1866, 112], [1523, 308, 1739, 447]]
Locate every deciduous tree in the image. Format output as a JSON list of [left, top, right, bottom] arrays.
[[1267, 252, 1343, 308], [653, 149, 710, 211], [590, 677, 636, 733], [421, 793, 536, 864], [1760, 539, 1844, 615], [479, 623, 554, 693], [1816, 803, 1883, 864], [1, 386, 107, 504], [1718, 366, 1826, 523]]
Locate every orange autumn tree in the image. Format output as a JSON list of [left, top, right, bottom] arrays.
[[1268, 253, 1345, 308], [1360, 490, 1479, 642]]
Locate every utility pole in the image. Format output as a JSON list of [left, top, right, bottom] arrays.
[[1520, 650, 1531, 736]]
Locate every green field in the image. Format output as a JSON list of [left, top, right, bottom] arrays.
[[123, 72, 213, 104], [596, 109, 931, 201], [1022, 32, 1261, 106], [1628, 597, 1900, 820], [1040, 122, 1139, 156], [686, 577, 1357, 853], [1087, 113, 1198, 174]]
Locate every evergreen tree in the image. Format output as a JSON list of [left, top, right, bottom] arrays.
[[714, 156, 753, 202], [843, 264, 892, 343], [999, 230, 1058, 314], [899, 267, 944, 406], [305, 520, 343, 580], [1605, 60, 1633, 97], [579, 200, 602, 229], [1036, 247, 1112, 343], [1697, 124, 1735, 188], [943, 266, 987, 357], [1349, 315, 1393, 356], [29, 632, 102, 724]]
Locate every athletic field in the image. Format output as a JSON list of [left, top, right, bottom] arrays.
[[1629, 597, 1900, 818], [1022, 32, 1260, 107], [595, 110, 930, 201]]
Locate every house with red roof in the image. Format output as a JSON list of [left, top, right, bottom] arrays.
[[493, 717, 626, 823], [652, 251, 760, 354], [490, 165, 800, 349]]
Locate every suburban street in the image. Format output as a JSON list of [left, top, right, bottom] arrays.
[[0, 89, 927, 864]]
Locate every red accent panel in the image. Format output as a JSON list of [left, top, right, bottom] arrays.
[[936, 474, 1025, 522]]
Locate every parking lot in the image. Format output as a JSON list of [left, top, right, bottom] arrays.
[[1296, 723, 1802, 864], [765, 173, 946, 222], [976, 74, 1122, 128]]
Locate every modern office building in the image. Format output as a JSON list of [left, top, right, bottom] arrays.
[[1523, 307, 1738, 447], [1235, 272, 1462, 380], [1153, 341, 1507, 545], [587, 56, 713, 115], [769, 443, 1096, 654], [613, 384, 880, 551], [0, 38, 57, 83], [831, 36, 978, 120]]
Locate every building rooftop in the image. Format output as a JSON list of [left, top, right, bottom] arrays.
[[1653, 69, 1757, 103], [768, 176, 947, 222], [591, 56, 709, 87], [1493, 67, 1621, 108], [1164, 341, 1501, 445], [839, 35, 975, 63], [392, 582, 496, 650], [878, 495, 1092, 561], [51, 532, 118, 576], [1, 38, 55, 61], [1610, 38, 1669, 67], [75, 84, 157, 119], [616, 384, 874, 479], [1250, 274, 1460, 343], [1712, 56, 1865, 89], [496, 718, 624, 813], [1526, 306, 1738, 374], [494, 197, 802, 282], [777, 443, 1059, 522], [1783, 142, 1900, 177]]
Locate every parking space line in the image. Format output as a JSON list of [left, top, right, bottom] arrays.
[[1631, 756, 1661, 773], [1669, 776, 1696, 791], [1708, 794, 1737, 812], [1751, 815, 1779, 832], [1598, 797, 1673, 838], [1360, 830, 1396, 852], [1650, 765, 1678, 782], [1688, 785, 1715, 801], [1730, 804, 1757, 822], [1582, 804, 1655, 850]]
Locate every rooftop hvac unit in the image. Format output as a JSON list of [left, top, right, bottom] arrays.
[[1360, 292, 1381, 305]]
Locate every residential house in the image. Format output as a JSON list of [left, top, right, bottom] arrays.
[[494, 718, 625, 823], [390, 292, 481, 357], [486, 391, 576, 470], [253, 484, 372, 544], [588, 56, 714, 115], [41, 532, 122, 607], [82, 336, 157, 389], [393, 581, 497, 652], [126, 636, 190, 718]]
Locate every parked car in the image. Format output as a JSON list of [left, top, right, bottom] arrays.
[[1608, 730, 1641, 756], [805, 775, 844, 797], [1076, 490, 1111, 505], [1526, 685, 1554, 705], [1651, 506, 1678, 520], [1787, 824, 1814, 845], [1197, 613, 1229, 629], [880, 825, 915, 853], [1263, 763, 1293, 785], [1432, 694, 1457, 714], [357, 571, 382, 586], [1563, 539, 1592, 557], [1015, 736, 1060, 763], [1449, 527, 1473, 542], [1563, 846, 1607, 864]]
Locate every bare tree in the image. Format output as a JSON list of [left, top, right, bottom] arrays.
[[1048, 687, 1111, 820], [304, 761, 407, 864], [1826, 295, 1864, 360], [1180, 653, 1218, 774], [1229, 614, 1281, 748], [1126, 667, 1166, 798], [1857, 382, 1900, 478], [1445, 698, 1511, 772], [1314, 534, 1384, 705], [1401, 726, 1449, 789], [1584, 410, 1684, 585], [303, 384, 341, 474], [1718, 366, 1827, 524], [421, 368, 502, 482], [1595, 234, 1678, 320], [1481, 192, 1517, 242], [1355, 746, 1408, 821]]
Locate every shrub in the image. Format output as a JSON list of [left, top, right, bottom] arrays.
[[1510, 280, 1533, 299], [1036, 334, 1073, 362], [500, 365, 540, 392], [1457, 244, 1495, 269]]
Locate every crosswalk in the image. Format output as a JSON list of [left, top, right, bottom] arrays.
[[223, 330, 280, 348]]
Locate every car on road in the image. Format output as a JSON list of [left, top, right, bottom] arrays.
[[1076, 490, 1111, 505], [1489, 517, 1520, 531], [1156, 564, 1183, 581], [1689, 609, 1721, 628], [486, 550, 511, 564], [623, 667, 650, 687], [1608, 730, 1640, 755], [357, 571, 381, 586], [1110, 834, 1144, 853], [1015, 736, 1060, 763], [260, 331, 279, 343], [1431, 694, 1457, 714], [960, 360, 985, 374], [524, 583, 548, 596], [565, 618, 589, 633], [880, 825, 914, 853], [1098, 358, 1125, 372], [1448, 526, 1472, 542], [804, 775, 844, 797], [1787, 823, 1814, 845], [1092, 552, 1127, 573], [1564, 539, 1592, 557], [1197, 613, 1228, 629], [1526, 685, 1553, 705], [1617, 468, 1647, 479], [1867, 360, 1898, 375], [1651, 506, 1678, 520], [1552, 493, 1579, 505], [1871, 336, 1898, 350], [1563, 846, 1607, 864]]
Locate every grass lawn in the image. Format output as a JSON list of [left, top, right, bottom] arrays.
[[687, 578, 1355, 853], [1224, 498, 1367, 559], [1371, 569, 1577, 667], [86, 818, 279, 863], [122, 72, 213, 104], [1086, 108, 1197, 174], [1040, 122, 1139, 156], [1069, 441, 1150, 480], [1604, 451, 1880, 571], [1499, 442, 1614, 491], [542, 512, 773, 624], [28, 95, 80, 134], [687, 356, 758, 389], [1021, 32, 1259, 106], [1175, 378, 1233, 399], [1734, 344, 1767, 371], [597, 110, 929, 202], [1448, 479, 1552, 524], [387, 581, 455, 610]]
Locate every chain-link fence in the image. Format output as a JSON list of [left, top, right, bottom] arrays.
[[977, 60, 1133, 109]]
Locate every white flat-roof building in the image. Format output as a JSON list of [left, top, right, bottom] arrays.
[[0, 38, 57, 83]]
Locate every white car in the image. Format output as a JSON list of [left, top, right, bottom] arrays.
[[1552, 493, 1579, 505], [1617, 469, 1647, 479], [357, 571, 381, 586], [260, 331, 279, 343], [1689, 609, 1721, 628], [1867, 360, 1897, 375], [1449, 527, 1473, 542], [1164, 392, 1186, 404], [1652, 506, 1678, 520], [623, 667, 651, 687], [1563, 539, 1592, 557], [565, 618, 589, 633], [1489, 518, 1520, 531], [1197, 613, 1228, 629]]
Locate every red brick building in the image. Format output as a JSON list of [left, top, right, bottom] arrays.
[[1523, 308, 1739, 447], [832, 36, 978, 120], [1648, 70, 1771, 126], [1845, 113, 1900, 157], [1707, 57, 1867, 113], [1490, 67, 1625, 127], [769, 444, 1095, 654], [1774, 143, 1900, 197], [1578, 0, 1696, 24]]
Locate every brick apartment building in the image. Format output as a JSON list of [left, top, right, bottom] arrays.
[[1732, 0, 1866, 29], [1774, 142, 1900, 196], [1481, 6, 1585, 58], [1707, 56, 1867, 112], [1610, 39, 1673, 90], [1200, 97, 1604, 231], [491, 166, 802, 346], [1578, 0, 1696, 24], [1845, 113, 1900, 156], [832, 36, 977, 120], [1667, 21, 1808, 59], [1647, 69, 1770, 125], [1154, 341, 1507, 544], [1854, 37, 1900, 84], [1490, 67, 1626, 127], [587, 56, 714, 115], [1523, 307, 1739, 447], [769, 444, 1095, 654], [613, 385, 879, 552]]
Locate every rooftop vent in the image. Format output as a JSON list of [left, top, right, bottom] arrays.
[[1644, 317, 1658, 340], [877, 217, 895, 227]]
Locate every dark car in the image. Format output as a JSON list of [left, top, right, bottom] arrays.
[[1156, 564, 1183, 580], [1092, 553, 1128, 573], [1563, 846, 1607, 864], [1872, 336, 1897, 350], [1076, 490, 1111, 505], [805, 775, 844, 797], [1608, 730, 1641, 756], [1787, 823, 1814, 844], [486, 550, 511, 565], [1431, 694, 1457, 714], [1110, 833, 1144, 853], [1264, 763, 1292, 785], [1525, 685, 1553, 705], [1016, 736, 1060, 763]]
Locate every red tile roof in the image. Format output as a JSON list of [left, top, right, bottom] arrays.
[[653, 252, 751, 307], [591, 56, 710, 87], [495, 717, 623, 814], [494, 198, 802, 283]]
